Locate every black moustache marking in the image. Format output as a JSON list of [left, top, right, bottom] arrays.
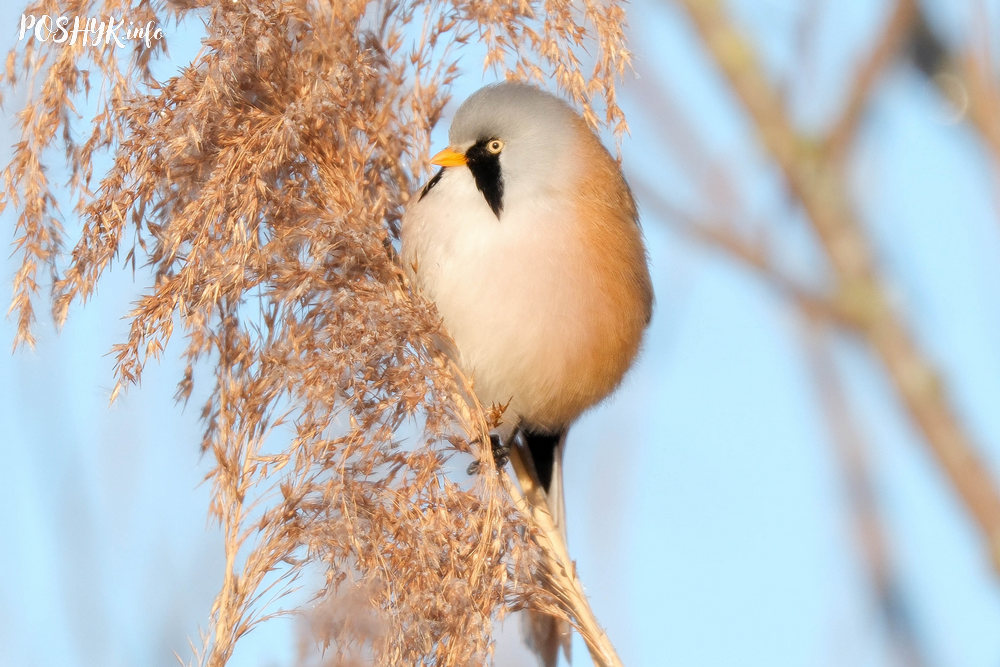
[[465, 139, 504, 217], [418, 167, 445, 201]]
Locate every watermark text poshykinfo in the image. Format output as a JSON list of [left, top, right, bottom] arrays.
[[19, 14, 164, 49]]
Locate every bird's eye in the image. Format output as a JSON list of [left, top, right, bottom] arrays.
[[486, 139, 504, 154]]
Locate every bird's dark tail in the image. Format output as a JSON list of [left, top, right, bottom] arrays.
[[518, 428, 571, 667]]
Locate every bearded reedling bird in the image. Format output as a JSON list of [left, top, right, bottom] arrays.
[[402, 81, 652, 665]]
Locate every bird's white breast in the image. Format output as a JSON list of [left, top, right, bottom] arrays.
[[402, 167, 599, 432]]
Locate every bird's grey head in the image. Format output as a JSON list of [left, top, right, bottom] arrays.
[[445, 82, 581, 218]]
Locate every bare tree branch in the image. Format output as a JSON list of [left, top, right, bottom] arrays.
[[802, 324, 929, 667], [958, 52, 1000, 164], [826, 0, 918, 160], [637, 184, 856, 329], [906, 7, 1000, 208], [675, 0, 1000, 572]]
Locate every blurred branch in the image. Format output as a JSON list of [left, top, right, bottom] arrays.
[[787, 0, 824, 103], [802, 325, 928, 667], [906, 8, 1000, 177], [675, 0, 1000, 572], [960, 52, 1000, 162], [636, 184, 856, 329], [826, 0, 917, 160]]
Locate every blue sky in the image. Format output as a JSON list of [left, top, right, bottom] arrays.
[[3, 1, 1000, 666]]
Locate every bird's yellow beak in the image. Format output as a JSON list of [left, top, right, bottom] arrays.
[[430, 147, 467, 167]]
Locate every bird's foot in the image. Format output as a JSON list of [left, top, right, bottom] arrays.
[[490, 434, 510, 468], [467, 434, 509, 475]]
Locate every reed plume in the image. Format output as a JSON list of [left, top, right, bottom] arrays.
[[3, 1, 631, 664]]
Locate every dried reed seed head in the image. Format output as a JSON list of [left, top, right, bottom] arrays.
[[3, 0, 630, 664]]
